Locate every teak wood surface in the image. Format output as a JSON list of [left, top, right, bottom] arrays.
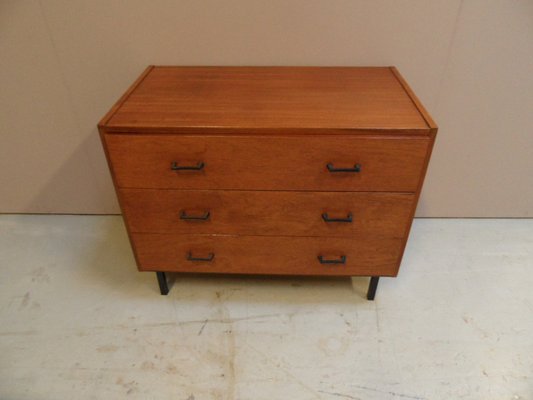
[[98, 66, 438, 279], [132, 233, 403, 276], [104, 134, 429, 192], [121, 189, 415, 238], [100, 66, 431, 134]]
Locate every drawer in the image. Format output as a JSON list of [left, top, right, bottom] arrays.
[[122, 189, 414, 238], [104, 134, 429, 192], [132, 233, 403, 276]]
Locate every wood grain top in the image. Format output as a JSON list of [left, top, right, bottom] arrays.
[[102, 66, 432, 134]]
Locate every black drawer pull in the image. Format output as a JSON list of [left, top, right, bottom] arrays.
[[322, 212, 353, 223], [180, 211, 210, 221], [317, 255, 346, 265], [187, 252, 215, 262], [326, 163, 361, 173], [171, 161, 205, 171]]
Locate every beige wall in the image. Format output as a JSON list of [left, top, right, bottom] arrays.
[[1, 0, 532, 217]]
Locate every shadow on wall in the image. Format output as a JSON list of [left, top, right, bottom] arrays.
[[27, 128, 120, 214], [414, 189, 431, 218]]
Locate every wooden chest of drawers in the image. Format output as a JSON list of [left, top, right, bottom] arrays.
[[98, 66, 437, 299]]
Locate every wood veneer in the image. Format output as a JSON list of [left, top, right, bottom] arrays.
[[133, 233, 403, 276], [121, 189, 414, 238], [98, 66, 437, 298], [104, 66, 430, 133], [104, 134, 429, 192]]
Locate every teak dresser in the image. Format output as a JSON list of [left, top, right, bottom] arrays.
[[98, 66, 437, 300]]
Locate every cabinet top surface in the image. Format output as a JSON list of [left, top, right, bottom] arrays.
[[102, 66, 434, 134]]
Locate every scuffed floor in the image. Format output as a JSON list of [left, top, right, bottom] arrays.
[[0, 215, 532, 399]]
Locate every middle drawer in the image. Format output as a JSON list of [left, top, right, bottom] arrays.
[[121, 189, 414, 237]]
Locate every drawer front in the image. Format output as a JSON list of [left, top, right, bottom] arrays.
[[122, 189, 414, 238], [105, 134, 429, 192], [132, 234, 402, 276]]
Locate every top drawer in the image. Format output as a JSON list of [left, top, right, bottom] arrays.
[[103, 134, 429, 192]]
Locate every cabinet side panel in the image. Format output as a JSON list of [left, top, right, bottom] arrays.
[[394, 132, 438, 275], [98, 129, 143, 270]]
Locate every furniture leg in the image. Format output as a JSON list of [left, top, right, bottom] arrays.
[[367, 276, 380, 300], [156, 271, 169, 295]]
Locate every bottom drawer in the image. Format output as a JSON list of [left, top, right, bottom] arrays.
[[132, 234, 403, 276]]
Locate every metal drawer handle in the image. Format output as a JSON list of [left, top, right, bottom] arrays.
[[326, 163, 361, 173], [317, 255, 346, 265], [187, 252, 215, 262], [322, 212, 352, 223], [171, 161, 205, 171], [180, 211, 210, 221]]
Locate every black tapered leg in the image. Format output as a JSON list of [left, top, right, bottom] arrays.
[[156, 272, 169, 295], [367, 276, 380, 300]]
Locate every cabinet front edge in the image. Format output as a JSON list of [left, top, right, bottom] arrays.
[[100, 126, 432, 136]]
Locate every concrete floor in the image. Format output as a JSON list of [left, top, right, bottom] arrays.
[[0, 216, 531, 399]]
